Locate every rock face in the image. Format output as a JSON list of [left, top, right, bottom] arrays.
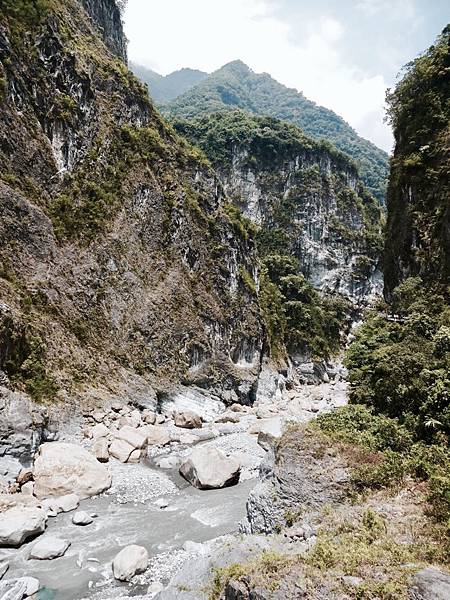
[[33, 443, 112, 500], [112, 545, 149, 581], [0, 506, 47, 548], [29, 536, 70, 560], [0, 1, 263, 409], [409, 568, 450, 600], [384, 28, 450, 295], [0, 387, 48, 462], [179, 447, 240, 489], [243, 427, 349, 534], [175, 112, 383, 304]]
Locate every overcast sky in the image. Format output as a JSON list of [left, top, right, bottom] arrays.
[[124, 0, 449, 153]]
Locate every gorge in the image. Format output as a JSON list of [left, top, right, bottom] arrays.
[[0, 2, 449, 600]]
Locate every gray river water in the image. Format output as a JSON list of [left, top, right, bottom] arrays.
[[1, 463, 255, 600]]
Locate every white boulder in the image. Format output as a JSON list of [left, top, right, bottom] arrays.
[[0, 506, 47, 548], [33, 442, 111, 500], [109, 438, 135, 463], [72, 510, 93, 526], [29, 536, 70, 560], [112, 544, 148, 581], [179, 447, 240, 489], [91, 437, 109, 463], [141, 425, 170, 446], [116, 426, 147, 449]]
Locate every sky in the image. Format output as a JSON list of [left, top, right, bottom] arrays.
[[123, 0, 449, 153]]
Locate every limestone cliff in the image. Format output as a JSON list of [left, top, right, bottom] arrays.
[[174, 111, 384, 303], [384, 25, 450, 296], [0, 0, 262, 407]]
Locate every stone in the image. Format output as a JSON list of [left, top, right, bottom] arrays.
[[92, 412, 105, 423], [0, 386, 48, 461], [33, 442, 112, 500], [215, 412, 240, 423], [409, 567, 450, 600], [153, 498, 169, 509], [29, 536, 70, 560], [17, 469, 33, 486], [20, 482, 34, 496], [91, 423, 109, 439], [91, 437, 109, 463], [109, 438, 135, 463], [0, 506, 47, 547], [174, 410, 202, 429], [179, 447, 240, 490], [112, 544, 149, 581], [230, 403, 244, 412], [111, 402, 122, 412], [130, 409, 142, 423], [141, 425, 170, 446], [341, 575, 363, 588], [155, 414, 166, 424], [143, 410, 156, 425], [257, 419, 283, 451], [0, 576, 40, 598], [0, 561, 9, 580], [225, 579, 249, 599], [116, 426, 148, 449], [255, 407, 274, 419], [72, 511, 93, 526], [156, 455, 181, 469], [54, 493, 79, 513], [159, 387, 225, 423], [179, 433, 199, 445], [127, 448, 142, 463]]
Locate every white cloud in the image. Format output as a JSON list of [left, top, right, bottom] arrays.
[[124, 0, 394, 152]]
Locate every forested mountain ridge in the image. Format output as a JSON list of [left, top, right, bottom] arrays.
[[130, 62, 208, 103], [162, 60, 389, 203], [174, 110, 384, 358]]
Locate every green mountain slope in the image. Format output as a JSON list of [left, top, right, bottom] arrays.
[[130, 62, 208, 103], [164, 60, 389, 203]]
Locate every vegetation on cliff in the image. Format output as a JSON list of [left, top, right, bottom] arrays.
[[384, 25, 450, 293], [163, 60, 389, 203]]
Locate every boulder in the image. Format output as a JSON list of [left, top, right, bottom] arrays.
[[174, 410, 202, 430], [116, 426, 147, 449], [55, 493, 79, 513], [0, 576, 40, 598], [179, 433, 199, 445], [112, 544, 149, 581], [410, 567, 450, 600], [0, 506, 47, 547], [155, 455, 181, 469], [20, 482, 34, 496], [91, 424, 109, 439], [127, 448, 142, 463], [33, 442, 111, 500], [215, 412, 240, 424], [72, 511, 93, 526], [142, 410, 156, 425], [179, 447, 240, 490], [141, 425, 170, 446], [109, 438, 135, 463], [29, 536, 70, 560], [91, 437, 109, 463]]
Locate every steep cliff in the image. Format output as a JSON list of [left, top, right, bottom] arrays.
[[174, 111, 384, 360], [384, 25, 450, 296], [0, 0, 262, 406], [163, 60, 389, 204]]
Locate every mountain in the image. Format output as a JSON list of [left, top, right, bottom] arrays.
[[0, 0, 262, 405], [174, 110, 383, 357], [130, 63, 208, 103], [163, 60, 390, 203]]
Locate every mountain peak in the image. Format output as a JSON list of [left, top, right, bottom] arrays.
[[218, 60, 252, 75]]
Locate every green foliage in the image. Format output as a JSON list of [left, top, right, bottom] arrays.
[[316, 404, 450, 543], [345, 278, 450, 441], [165, 61, 388, 202], [259, 253, 351, 360], [385, 26, 450, 291], [0, 316, 57, 401], [1, 0, 54, 28]]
